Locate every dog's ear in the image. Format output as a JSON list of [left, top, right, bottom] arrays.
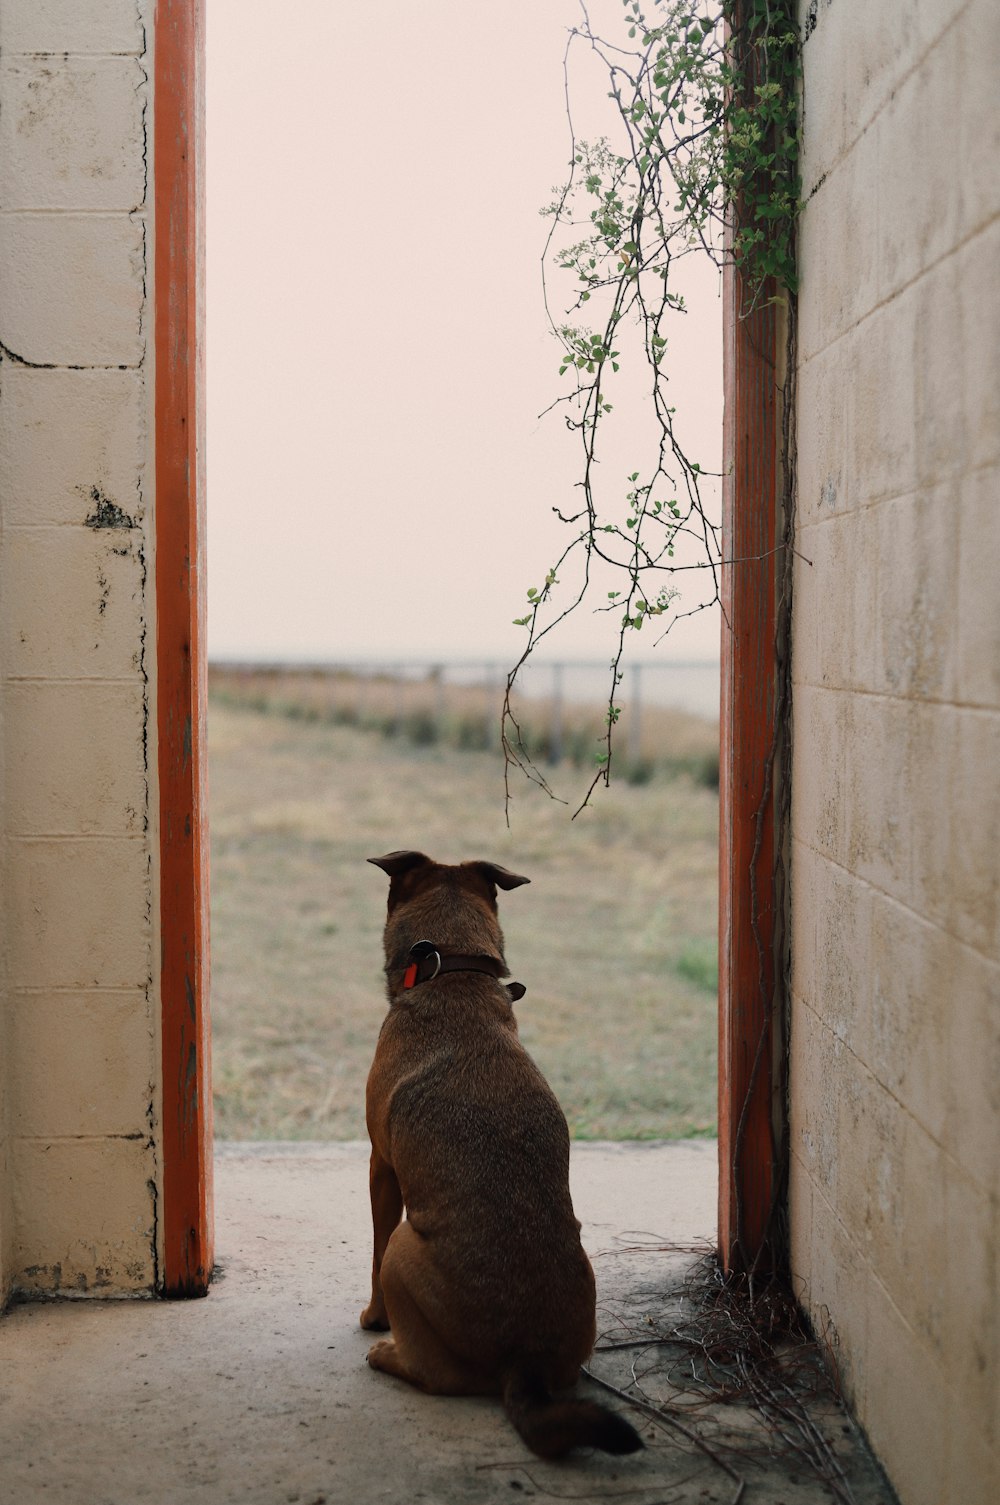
[[367, 850, 432, 878], [470, 860, 530, 892], [368, 852, 436, 913]]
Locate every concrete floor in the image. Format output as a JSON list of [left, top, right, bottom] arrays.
[[0, 1142, 895, 1505]]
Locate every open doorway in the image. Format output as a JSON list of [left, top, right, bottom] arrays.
[[202, 0, 723, 1203]]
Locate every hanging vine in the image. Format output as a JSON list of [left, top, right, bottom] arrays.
[[502, 0, 801, 815]]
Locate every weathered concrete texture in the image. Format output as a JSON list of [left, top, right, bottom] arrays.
[[0, 211, 146, 366], [791, 0, 1000, 1502], [0, 0, 146, 57], [0, 0, 158, 1303], [0, 56, 147, 212], [0, 1143, 895, 1505]]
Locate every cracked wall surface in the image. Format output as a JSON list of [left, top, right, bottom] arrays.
[[0, 0, 159, 1304], [789, 2, 999, 1503]]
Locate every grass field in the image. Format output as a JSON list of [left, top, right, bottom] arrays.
[[209, 682, 720, 1142], [209, 664, 721, 790]]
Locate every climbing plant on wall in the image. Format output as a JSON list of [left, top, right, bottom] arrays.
[[503, 0, 800, 813]]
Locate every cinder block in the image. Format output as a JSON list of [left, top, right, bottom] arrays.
[[789, 837, 819, 1008], [873, 486, 959, 703], [813, 859, 872, 1055], [795, 340, 850, 526], [789, 998, 842, 1210], [840, 502, 884, 695], [833, 1044, 893, 1249], [805, 1186, 871, 1414], [956, 469, 1000, 710], [913, 0, 980, 49], [870, 1110, 948, 1353], [941, 1165, 998, 1467], [11, 1136, 155, 1295], [815, 507, 888, 695], [0, 0, 146, 56], [790, 521, 821, 688], [845, 292, 919, 507], [844, 692, 914, 903], [877, 22, 964, 301], [6, 836, 150, 989], [0, 1132, 11, 1308], [800, 0, 965, 192], [794, 507, 887, 698], [867, 891, 949, 1143], [944, 708, 1000, 956], [0, 995, 9, 1298], [914, 260, 967, 492], [794, 516, 854, 691], [863, 1280, 947, 1505], [943, 1415, 999, 1505], [3, 681, 147, 835], [7, 990, 153, 1138], [787, 1148, 813, 1305], [0, 367, 145, 528], [959, 221, 1000, 474], [0, 57, 146, 211], [944, 943, 1000, 1199], [797, 122, 880, 359], [790, 683, 848, 866], [896, 704, 957, 939], [788, 999, 820, 1189], [0, 211, 144, 367], [1, 526, 147, 681], [957, 0, 1000, 239]]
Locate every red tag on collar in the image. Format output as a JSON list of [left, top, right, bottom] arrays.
[[403, 962, 418, 990]]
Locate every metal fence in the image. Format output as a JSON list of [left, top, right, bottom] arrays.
[[210, 658, 720, 771]]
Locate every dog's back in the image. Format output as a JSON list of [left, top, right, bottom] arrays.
[[370, 971, 595, 1371], [362, 851, 643, 1459]]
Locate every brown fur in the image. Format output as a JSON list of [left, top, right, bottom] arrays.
[[361, 851, 643, 1460]]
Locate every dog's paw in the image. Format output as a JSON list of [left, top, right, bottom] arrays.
[[366, 1339, 396, 1371], [360, 1304, 390, 1331]]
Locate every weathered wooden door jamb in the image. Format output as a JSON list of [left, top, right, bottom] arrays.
[[155, 0, 213, 1298], [718, 259, 787, 1276]]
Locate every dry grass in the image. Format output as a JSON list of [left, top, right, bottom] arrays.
[[209, 664, 720, 788], [209, 682, 719, 1142]]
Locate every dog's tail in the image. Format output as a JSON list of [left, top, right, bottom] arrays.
[[502, 1366, 644, 1460]]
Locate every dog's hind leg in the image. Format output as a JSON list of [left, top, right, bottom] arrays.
[[366, 1223, 495, 1397]]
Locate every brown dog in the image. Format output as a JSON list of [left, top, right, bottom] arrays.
[[361, 850, 643, 1460]]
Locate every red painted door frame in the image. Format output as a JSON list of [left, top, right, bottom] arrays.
[[718, 260, 782, 1276], [155, 0, 213, 1298], [151, 0, 783, 1293]]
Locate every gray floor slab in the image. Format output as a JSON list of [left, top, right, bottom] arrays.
[[0, 1142, 894, 1505]]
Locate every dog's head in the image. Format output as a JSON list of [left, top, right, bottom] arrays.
[[368, 850, 530, 982]]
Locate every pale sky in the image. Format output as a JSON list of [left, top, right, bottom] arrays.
[[205, 0, 722, 666]]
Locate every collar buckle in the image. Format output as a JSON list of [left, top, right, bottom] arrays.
[[403, 939, 441, 990]]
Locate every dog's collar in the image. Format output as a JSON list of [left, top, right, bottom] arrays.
[[400, 940, 526, 1003]]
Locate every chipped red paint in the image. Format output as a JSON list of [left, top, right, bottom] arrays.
[[155, 0, 213, 1298], [718, 245, 781, 1274]]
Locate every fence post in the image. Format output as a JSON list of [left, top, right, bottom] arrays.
[[627, 663, 643, 767], [550, 663, 564, 763]]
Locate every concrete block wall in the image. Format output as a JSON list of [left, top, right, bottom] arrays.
[[0, 0, 159, 1302], [790, 2, 999, 1502]]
